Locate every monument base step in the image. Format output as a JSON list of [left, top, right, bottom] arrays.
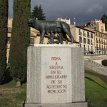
[[24, 102, 87, 107]]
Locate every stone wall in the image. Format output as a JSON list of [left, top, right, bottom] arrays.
[[84, 59, 107, 76]]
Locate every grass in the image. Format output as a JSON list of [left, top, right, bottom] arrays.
[[85, 67, 107, 107], [0, 67, 107, 107], [0, 81, 26, 107]]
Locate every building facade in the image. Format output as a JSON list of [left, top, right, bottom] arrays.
[[86, 19, 107, 54], [57, 18, 71, 25], [7, 18, 107, 59], [71, 25, 95, 54], [86, 19, 106, 33], [95, 31, 107, 54]]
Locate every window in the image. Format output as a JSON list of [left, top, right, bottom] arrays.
[[91, 46, 93, 51], [87, 32, 90, 38], [88, 46, 89, 51], [101, 26, 104, 33], [91, 33, 93, 38], [88, 39, 90, 44], [91, 40, 93, 45], [7, 37, 11, 44], [79, 29, 82, 35], [84, 45, 85, 50], [94, 27, 96, 30], [101, 40, 103, 44], [99, 45, 101, 49], [99, 39, 100, 43], [79, 36, 82, 43], [83, 31, 86, 36], [30, 38, 34, 44], [102, 45, 103, 50], [96, 44, 98, 48], [104, 40, 105, 45], [96, 38, 98, 43], [84, 38, 86, 44]]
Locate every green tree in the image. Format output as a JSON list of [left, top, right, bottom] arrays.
[[9, 0, 31, 87], [101, 14, 107, 31], [32, 5, 46, 20], [0, 0, 8, 84]]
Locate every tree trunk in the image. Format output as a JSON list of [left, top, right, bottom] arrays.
[[16, 79, 21, 87]]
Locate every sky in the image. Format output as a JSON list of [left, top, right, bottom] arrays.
[[9, 0, 107, 24]]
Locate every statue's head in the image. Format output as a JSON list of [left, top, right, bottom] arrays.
[[28, 18, 39, 29], [28, 18, 35, 27]]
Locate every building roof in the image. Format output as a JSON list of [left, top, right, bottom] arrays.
[[76, 25, 95, 33]]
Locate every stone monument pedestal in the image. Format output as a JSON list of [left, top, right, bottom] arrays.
[[25, 44, 87, 107]]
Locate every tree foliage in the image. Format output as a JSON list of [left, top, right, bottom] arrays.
[[9, 0, 31, 85], [31, 5, 46, 20], [0, 0, 8, 83], [101, 14, 107, 31]]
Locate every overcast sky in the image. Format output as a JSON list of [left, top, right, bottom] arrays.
[[9, 0, 107, 24]]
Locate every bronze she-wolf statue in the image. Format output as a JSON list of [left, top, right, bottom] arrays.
[[28, 18, 74, 44]]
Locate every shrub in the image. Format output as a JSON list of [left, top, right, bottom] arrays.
[[102, 60, 107, 66]]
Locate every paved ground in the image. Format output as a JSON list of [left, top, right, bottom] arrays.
[[84, 55, 107, 64]]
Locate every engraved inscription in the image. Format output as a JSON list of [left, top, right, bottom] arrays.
[[46, 57, 67, 93]]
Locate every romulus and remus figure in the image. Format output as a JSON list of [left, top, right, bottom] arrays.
[[28, 18, 74, 44]]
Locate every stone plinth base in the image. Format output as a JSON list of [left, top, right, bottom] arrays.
[[25, 102, 87, 107], [24, 45, 87, 107]]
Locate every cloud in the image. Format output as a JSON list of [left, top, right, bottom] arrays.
[[86, 4, 103, 14], [9, 0, 107, 24]]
